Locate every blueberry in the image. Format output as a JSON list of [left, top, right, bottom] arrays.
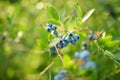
[[73, 34, 80, 40], [64, 36, 72, 42], [75, 50, 90, 62], [84, 61, 96, 69], [88, 34, 94, 40], [59, 40, 63, 43], [82, 42, 87, 49], [75, 51, 81, 59], [58, 70, 67, 78], [62, 35, 66, 40], [82, 42, 87, 47], [68, 32, 73, 37], [54, 75, 63, 80], [79, 61, 96, 71], [79, 50, 90, 62], [71, 40, 77, 45], [56, 43, 63, 49], [46, 27, 51, 32], [56, 39, 68, 48], [47, 23, 52, 28], [52, 25, 57, 30], [54, 70, 67, 80], [50, 47, 56, 53], [53, 30, 58, 35], [62, 40, 68, 47]]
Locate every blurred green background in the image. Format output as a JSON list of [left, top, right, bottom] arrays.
[[0, 0, 120, 80]]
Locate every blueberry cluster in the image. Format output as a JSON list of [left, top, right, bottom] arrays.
[[56, 32, 80, 49], [50, 32, 80, 53], [45, 23, 80, 53], [54, 70, 67, 80], [75, 49, 90, 62], [46, 23, 58, 35], [74, 33, 96, 71], [75, 49, 96, 71]]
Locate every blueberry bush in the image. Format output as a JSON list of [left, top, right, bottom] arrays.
[[0, 0, 120, 80]]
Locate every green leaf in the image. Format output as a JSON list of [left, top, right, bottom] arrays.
[[105, 51, 120, 67], [64, 17, 70, 25], [37, 39, 48, 49], [81, 8, 95, 23], [48, 18, 61, 25], [37, 27, 48, 49], [49, 38, 60, 47], [63, 55, 74, 68], [60, 8, 66, 20], [47, 6, 59, 20], [38, 28, 48, 43], [75, 5, 83, 19], [98, 36, 119, 53]]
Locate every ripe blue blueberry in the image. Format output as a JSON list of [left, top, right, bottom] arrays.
[[47, 23, 52, 28], [62, 40, 68, 47], [56, 42, 63, 49], [73, 34, 80, 40], [79, 61, 96, 71], [71, 40, 77, 45], [82, 42, 87, 47], [50, 47, 56, 53], [79, 50, 90, 62], [59, 40, 63, 43], [54, 75, 63, 80], [53, 30, 58, 35], [68, 32, 73, 37], [75, 51, 81, 59], [82, 42, 87, 49], [46, 27, 51, 32], [58, 70, 67, 78], [75, 50, 90, 62], [64, 36, 72, 43], [54, 70, 67, 80], [84, 61, 96, 70], [52, 25, 57, 30]]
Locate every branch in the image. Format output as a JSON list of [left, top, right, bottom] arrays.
[[94, 40, 120, 67]]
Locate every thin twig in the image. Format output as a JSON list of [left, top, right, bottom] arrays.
[[40, 46, 63, 78], [94, 40, 105, 54], [49, 52, 51, 80], [40, 61, 54, 76], [40, 57, 58, 76], [55, 46, 64, 63]]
